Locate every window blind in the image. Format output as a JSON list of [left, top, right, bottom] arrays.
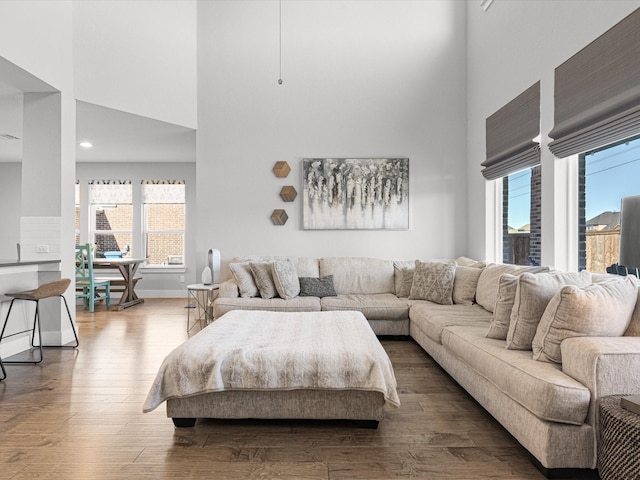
[[482, 82, 540, 180], [548, 8, 640, 158]]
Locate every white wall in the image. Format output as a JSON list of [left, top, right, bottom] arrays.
[[197, 0, 468, 276], [466, 1, 639, 266], [73, 0, 197, 129]]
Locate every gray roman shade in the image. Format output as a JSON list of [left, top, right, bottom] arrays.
[[482, 82, 540, 180], [548, 8, 640, 158]]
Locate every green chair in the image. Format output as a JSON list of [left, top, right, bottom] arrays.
[[76, 244, 111, 312]]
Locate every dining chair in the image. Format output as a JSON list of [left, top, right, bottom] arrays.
[[75, 244, 111, 312]]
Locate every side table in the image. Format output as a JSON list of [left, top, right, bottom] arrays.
[[186, 283, 219, 336], [599, 395, 640, 480]]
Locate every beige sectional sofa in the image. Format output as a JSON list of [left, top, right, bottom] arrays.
[[213, 255, 640, 476]]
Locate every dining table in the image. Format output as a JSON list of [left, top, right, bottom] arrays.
[[93, 257, 147, 310]]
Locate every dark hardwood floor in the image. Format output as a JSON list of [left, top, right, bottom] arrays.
[[0, 299, 600, 479]]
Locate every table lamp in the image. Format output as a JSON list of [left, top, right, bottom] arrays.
[[619, 195, 640, 276]]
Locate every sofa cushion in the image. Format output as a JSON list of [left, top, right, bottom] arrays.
[[453, 265, 484, 306], [249, 261, 278, 299], [441, 325, 590, 425], [213, 296, 321, 318], [409, 260, 456, 305], [272, 259, 301, 300], [299, 275, 337, 297], [532, 277, 638, 364], [229, 262, 259, 298], [320, 293, 409, 320], [320, 257, 395, 295], [475, 263, 549, 313], [409, 302, 491, 344], [486, 274, 519, 340], [506, 270, 592, 350]]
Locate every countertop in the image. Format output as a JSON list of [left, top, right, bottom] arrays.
[[0, 259, 61, 267]]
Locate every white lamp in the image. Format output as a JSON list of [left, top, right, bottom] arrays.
[[619, 195, 640, 272]]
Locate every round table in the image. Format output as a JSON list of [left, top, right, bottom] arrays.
[[186, 283, 219, 336], [599, 395, 640, 480]]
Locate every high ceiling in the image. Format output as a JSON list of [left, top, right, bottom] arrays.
[[0, 57, 195, 164]]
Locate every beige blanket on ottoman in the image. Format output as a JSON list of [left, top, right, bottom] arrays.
[[143, 310, 400, 413]]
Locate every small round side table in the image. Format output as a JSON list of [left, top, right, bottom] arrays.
[[186, 283, 219, 336], [599, 395, 640, 480]]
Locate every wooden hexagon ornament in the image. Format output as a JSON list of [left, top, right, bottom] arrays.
[[271, 209, 288, 225], [280, 186, 297, 202], [272, 161, 291, 178]]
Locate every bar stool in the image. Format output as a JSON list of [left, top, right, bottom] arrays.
[[0, 278, 78, 368]]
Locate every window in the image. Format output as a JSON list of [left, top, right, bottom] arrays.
[[579, 135, 640, 272], [142, 181, 185, 267], [502, 166, 541, 266], [89, 181, 133, 257]]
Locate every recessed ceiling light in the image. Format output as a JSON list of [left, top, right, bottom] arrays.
[[79, 141, 93, 148]]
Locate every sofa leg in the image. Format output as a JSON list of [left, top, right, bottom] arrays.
[[354, 420, 379, 429], [527, 452, 598, 479], [172, 417, 196, 428]]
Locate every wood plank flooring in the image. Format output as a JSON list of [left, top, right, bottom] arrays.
[[0, 299, 600, 479]]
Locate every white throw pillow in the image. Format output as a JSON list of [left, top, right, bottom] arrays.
[[453, 265, 483, 306], [486, 274, 519, 339], [408, 260, 456, 305], [475, 263, 549, 313], [505, 270, 592, 350], [249, 261, 278, 299], [532, 277, 638, 364], [271, 260, 300, 300], [229, 262, 258, 298]]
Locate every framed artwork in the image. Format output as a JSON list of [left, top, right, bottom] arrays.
[[302, 158, 409, 230]]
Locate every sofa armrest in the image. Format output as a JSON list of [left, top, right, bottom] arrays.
[[218, 279, 239, 298], [562, 336, 640, 426]]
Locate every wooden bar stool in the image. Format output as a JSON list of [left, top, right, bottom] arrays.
[[0, 278, 78, 368]]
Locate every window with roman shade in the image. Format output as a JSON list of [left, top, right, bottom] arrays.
[[482, 81, 541, 180], [548, 7, 640, 158]]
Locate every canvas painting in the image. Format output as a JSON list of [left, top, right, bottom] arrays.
[[303, 158, 409, 230]]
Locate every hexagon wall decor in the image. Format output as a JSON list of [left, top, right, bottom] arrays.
[[272, 161, 291, 178], [280, 186, 297, 202], [271, 209, 288, 225]]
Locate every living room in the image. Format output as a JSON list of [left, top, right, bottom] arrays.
[[1, 1, 639, 479]]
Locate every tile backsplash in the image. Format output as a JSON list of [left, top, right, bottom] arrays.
[[20, 217, 61, 261]]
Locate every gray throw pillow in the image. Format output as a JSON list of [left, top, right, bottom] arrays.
[[229, 262, 258, 298], [249, 261, 278, 299], [299, 275, 337, 297], [271, 260, 300, 300], [408, 260, 456, 305]]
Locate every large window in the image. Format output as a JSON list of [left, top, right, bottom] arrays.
[[580, 135, 640, 272], [502, 166, 541, 266], [142, 181, 185, 267], [89, 181, 133, 256]]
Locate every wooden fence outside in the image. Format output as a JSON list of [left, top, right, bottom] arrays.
[[505, 230, 619, 273]]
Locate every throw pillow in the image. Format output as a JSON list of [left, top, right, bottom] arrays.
[[506, 270, 592, 350], [532, 277, 638, 364], [624, 288, 640, 336], [452, 265, 484, 306], [229, 262, 259, 298], [249, 261, 278, 299], [397, 267, 415, 298], [475, 263, 549, 313], [486, 274, 519, 339], [394, 260, 415, 296], [299, 275, 337, 297], [408, 260, 456, 305], [271, 260, 300, 300], [455, 256, 486, 268]]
